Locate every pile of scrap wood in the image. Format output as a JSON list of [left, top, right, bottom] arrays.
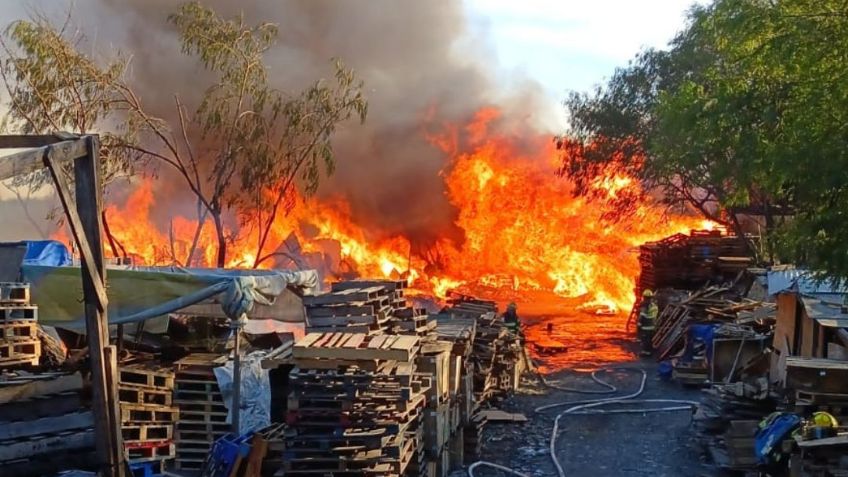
[[0, 372, 95, 476], [173, 353, 228, 471], [630, 230, 751, 325], [785, 357, 848, 475], [285, 332, 427, 477], [637, 230, 750, 293], [0, 282, 40, 368], [441, 293, 522, 403], [694, 379, 775, 472], [118, 362, 177, 473], [304, 279, 432, 336], [651, 285, 774, 363]]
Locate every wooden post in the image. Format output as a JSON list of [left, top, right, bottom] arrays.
[[76, 136, 125, 476], [45, 135, 125, 477]]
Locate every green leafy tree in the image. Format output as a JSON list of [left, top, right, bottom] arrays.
[[1, 3, 367, 268], [561, 0, 848, 277]]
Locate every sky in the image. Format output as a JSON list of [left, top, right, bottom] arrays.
[[464, 0, 704, 126]]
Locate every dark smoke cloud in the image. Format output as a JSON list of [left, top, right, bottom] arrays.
[[6, 0, 551, 248]]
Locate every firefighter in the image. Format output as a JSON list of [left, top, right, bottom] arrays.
[[637, 289, 658, 357], [503, 302, 521, 334]]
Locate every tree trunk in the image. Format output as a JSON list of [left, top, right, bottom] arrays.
[[212, 210, 227, 268]]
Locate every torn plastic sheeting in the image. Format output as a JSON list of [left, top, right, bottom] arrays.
[[22, 265, 319, 328], [213, 351, 271, 434]]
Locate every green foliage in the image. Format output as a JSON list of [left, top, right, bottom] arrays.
[[1, 3, 367, 267], [561, 0, 848, 278], [0, 16, 143, 189], [168, 2, 367, 267]]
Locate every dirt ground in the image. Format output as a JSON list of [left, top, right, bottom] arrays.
[[468, 314, 712, 477]]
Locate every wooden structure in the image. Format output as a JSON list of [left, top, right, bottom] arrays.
[[772, 292, 848, 384], [0, 134, 124, 476]]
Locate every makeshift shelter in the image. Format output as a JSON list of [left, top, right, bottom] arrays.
[[768, 269, 848, 384]]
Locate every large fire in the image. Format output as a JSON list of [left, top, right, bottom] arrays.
[[67, 108, 709, 317]]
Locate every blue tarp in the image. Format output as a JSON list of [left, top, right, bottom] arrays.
[[755, 413, 801, 464], [680, 323, 718, 363], [23, 240, 72, 267]]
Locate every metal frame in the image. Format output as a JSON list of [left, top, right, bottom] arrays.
[[0, 134, 125, 477]]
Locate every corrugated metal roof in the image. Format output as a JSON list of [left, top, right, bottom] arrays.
[[800, 297, 848, 328], [767, 268, 847, 296]]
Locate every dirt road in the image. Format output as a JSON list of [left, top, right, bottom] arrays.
[[470, 313, 709, 477]]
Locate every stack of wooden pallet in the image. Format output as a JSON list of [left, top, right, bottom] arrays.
[[118, 363, 178, 473], [629, 230, 751, 326], [284, 332, 427, 477], [440, 295, 520, 404], [173, 353, 229, 472], [0, 282, 40, 369], [0, 372, 95, 476], [303, 282, 398, 335]]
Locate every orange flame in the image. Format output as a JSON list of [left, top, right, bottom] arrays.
[[59, 108, 709, 318]]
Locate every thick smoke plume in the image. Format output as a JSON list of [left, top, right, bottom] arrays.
[[10, 0, 551, 251]]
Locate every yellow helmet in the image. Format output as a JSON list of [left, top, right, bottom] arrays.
[[642, 289, 654, 298], [812, 411, 839, 428]]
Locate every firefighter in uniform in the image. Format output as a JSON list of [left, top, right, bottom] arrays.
[[503, 302, 521, 334], [638, 289, 658, 357]]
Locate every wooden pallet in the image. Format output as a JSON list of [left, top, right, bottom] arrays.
[[119, 404, 179, 424], [124, 440, 175, 461], [0, 339, 40, 366], [0, 283, 30, 305], [119, 386, 172, 407], [119, 364, 175, 390], [0, 320, 37, 341], [0, 305, 37, 322], [293, 333, 420, 362], [122, 423, 173, 443]]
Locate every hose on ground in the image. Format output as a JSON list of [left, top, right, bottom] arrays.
[[467, 461, 531, 477], [548, 397, 698, 477], [467, 366, 698, 477], [534, 368, 618, 395], [534, 367, 645, 412]]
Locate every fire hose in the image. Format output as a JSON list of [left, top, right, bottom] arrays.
[[467, 367, 699, 477]]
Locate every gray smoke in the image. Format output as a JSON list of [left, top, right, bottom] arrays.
[[5, 0, 552, 250]]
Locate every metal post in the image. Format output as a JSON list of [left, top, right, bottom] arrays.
[[231, 315, 244, 434]]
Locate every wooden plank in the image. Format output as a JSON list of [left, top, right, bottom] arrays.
[[368, 335, 388, 349], [478, 410, 527, 423], [0, 410, 94, 440], [44, 147, 108, 308], [391, 336, 419, 352], [381, 335, 398, 349], [0, 428, 96, 461], [344, 334, 366, 349], [0, 138, 88, 181], [292, 342, 414, 362], [297, 333, 322, 349], [0, 134, 69, 148]]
